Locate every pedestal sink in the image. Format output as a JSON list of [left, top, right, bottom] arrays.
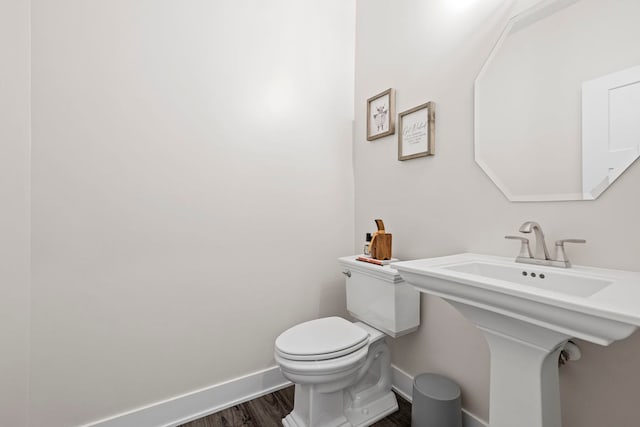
[[392, 253, 640, 427]]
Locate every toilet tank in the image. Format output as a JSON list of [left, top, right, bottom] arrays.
[[338, 256, 420, 337]]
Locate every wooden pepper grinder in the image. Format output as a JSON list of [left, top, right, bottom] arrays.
[[370, 219, 392, 260]]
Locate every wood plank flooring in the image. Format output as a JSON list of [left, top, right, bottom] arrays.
[[179, 386, 411, 427]]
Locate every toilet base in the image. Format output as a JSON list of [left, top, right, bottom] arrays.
[[281, 383, 350, 427], [344, 390, 397, 427], [281, 386, 397, 427], [282, 390, 397, 427], [282, 412, 349, 427], [278, 329, 398, 427]]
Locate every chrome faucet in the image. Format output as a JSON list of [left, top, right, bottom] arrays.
[[519, 221, 551, 260], [505, 221, 586, 268]]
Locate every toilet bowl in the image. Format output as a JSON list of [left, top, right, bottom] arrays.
[[274, 256, 421, 427]]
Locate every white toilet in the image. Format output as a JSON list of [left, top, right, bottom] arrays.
[[274, 256, 420, 427]]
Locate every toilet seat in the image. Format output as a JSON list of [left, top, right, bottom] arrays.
[[275, 344, 369, 377], [275, 317, 369, 361]]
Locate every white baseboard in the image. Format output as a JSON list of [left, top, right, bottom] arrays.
[[80, 366, 291, 427], [80, 364, 488, 427], [391, 364, 488, 427]]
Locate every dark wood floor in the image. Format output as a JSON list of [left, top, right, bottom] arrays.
[[179, 386, 411, 427]]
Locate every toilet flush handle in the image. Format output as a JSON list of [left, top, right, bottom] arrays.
[[342, 271, 351, 278]]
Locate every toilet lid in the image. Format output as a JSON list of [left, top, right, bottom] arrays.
[[275, 317, 369, 361]]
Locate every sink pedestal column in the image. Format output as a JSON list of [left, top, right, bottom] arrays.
[[450, 302, 570, 427]]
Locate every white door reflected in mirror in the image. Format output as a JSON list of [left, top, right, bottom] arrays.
[[582, 65, 640, 200], [475, 0, 640, 201]]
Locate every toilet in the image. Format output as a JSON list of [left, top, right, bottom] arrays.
[[274, 255, 420, 427]]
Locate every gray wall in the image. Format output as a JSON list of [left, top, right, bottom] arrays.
[[0, 0, 30, 425], [354, 0, 640, 425]]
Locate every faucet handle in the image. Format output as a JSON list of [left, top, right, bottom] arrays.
[[556, 239, 586, 245], [554, 239, 586, 264], [505, 235, 533, 258]]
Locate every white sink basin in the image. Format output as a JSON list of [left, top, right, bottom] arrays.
[[392, 253, 640, 427], [442, 260, 611, 298], [393, 253, 640, 345]]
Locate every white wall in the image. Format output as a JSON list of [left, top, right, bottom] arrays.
[[355, 0, 640, 425], [0, 0, 31, 426], [30, 1, 355, 425]]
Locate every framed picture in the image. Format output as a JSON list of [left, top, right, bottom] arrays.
[[398, 102, 435, 161], [367, 88, 395, 141]]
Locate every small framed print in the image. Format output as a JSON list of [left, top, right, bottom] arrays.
[[367, 88, 395, 141], [398, 102, 435, 161]]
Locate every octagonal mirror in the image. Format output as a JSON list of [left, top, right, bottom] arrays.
[[475, 0, 640, 201]]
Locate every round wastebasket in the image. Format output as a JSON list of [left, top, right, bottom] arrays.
[[411, 373, 462, 427]]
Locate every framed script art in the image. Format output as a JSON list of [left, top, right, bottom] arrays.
[[367, 88, 395, 141], [398, 102, 435, 161]]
